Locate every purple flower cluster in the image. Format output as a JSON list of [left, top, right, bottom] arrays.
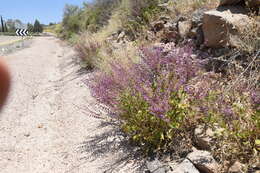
[[87, 41, 259, 124], [251, 90, 260, 110], [88, 43, 202, 119]]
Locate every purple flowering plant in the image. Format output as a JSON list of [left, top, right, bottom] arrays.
[[87, 42, 260, 154]]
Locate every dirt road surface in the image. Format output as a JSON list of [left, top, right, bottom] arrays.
[[0, 37, 142, 173]]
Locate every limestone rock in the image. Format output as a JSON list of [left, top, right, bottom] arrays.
[[192, 8, 208, 27], [164, 22, 177, 32], [228, 161, 245, 173], [159, 16, 171, 23], [203, 6, 251, 48], [146, 159, 168, 173], [117, 31, 126, 43], [170, 159, 200, 173], [187, 150, 220, 173], [178, 20, 192, 38], [194, 126, 215, 150]]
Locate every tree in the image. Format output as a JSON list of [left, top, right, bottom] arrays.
[[4, 23, 8, 32], [27, 23, 34, 32], [62, 4, 82, 29], [33, 19, 43, 33], [6, 19, 16, 32], [1, 16, 5, 32]]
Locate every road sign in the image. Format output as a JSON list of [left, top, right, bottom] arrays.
[[16, 29, 29, 36]]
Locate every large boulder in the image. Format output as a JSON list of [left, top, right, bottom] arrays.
[[228, 161, 245, 173], [170, 159, 200, 173], [203, 6, 251, 48], [187, 150, 220, 173], [146, 159, 168, 173]]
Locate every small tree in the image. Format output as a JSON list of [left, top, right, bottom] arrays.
[[1, 16, 5, 32], [27, 23, 34, 32], [6, 19, 16, 32], [4, 23, 8, 32], [33, 19, 43, 33]]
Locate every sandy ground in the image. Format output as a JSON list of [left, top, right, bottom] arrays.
[[0, 37, 143, 173]]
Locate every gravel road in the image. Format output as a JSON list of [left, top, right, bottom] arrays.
[[0, 37, 142, 173]]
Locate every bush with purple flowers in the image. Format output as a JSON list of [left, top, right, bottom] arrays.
[[88, 42, 259, 163]]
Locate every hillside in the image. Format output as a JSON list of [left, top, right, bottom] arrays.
[[56, 0, 259, 172]]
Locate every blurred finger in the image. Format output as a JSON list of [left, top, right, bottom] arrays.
[[0, 58, 10, 110]]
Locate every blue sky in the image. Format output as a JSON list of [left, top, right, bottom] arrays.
[[0, 0, 92, 24]]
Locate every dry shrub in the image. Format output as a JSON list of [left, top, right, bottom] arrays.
[[234, 17, 260, 54], [75, 34, 102, 70], [118, 0, 164, 39], [167, 0, 218, 15], [92, 10, 123, 42], [97, 41, 139, 72]]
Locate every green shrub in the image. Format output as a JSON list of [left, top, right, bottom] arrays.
[[118, 0, 164, 39], [81, 0, 121, 33], [119, 88, 190, 151]]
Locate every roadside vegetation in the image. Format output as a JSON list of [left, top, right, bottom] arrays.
[[58, 0, 259, 171]]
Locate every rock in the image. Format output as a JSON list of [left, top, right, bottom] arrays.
[[159, 16, 171, 23], [219, 0, 243, 6], [24, 133, 30, 137], [203, 6, 251, 48], [192, 8, 209, 27], [161, 30, 180, 43], [194, 126, 215, 150], [164, 22, 177, 32], [117, 31, 126, 43], [178, 20, 192, 38], [145, 31, 156, 41], [160, 21, 179, 42], [32, 93, 38, 100], [170, 159, 200, 173], [187, 150, 220, 173], [228, 161, 245, 173], [146, 159, 168, 173], [152, 21, 165, 32], [118, 31, 125, 39]]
